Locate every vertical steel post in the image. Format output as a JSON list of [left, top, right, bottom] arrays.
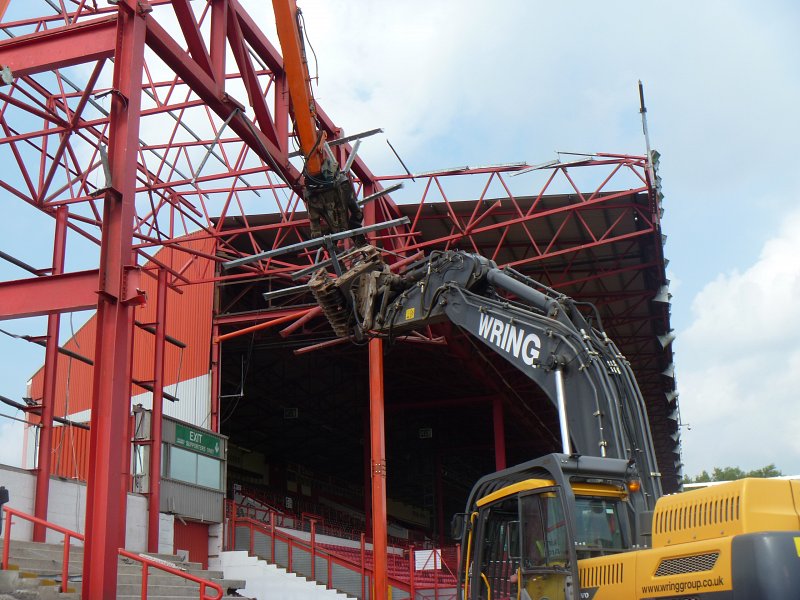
[[492, 396, 506, 470], [147, 268, 167, 553], [554, 366, 572, 455], [209, 0, 227, 84], [369, 338, 388, 600], [82, 3, 146, 598], [408, 544, 415, 598], [435, 453, 445, 546], [33, 206, 68, 541], [363, 410, 372, 539], [270, 511, 276, 561], [210, 256, 221, 432], [360, 532, 366, 600], [310, 519, 316, 580], [210, 323, 221, 432]]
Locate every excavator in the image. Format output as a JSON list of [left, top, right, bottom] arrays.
[[305, 246, 800, 599], [269, 3, 800, 598]]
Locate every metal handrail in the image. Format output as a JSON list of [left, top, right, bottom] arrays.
[[2, 505, 84, 593], [1, 506, 223, 599], [118, 549, 223, 600], [228, 511, 458, 599]]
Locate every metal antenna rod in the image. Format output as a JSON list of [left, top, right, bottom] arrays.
[[639, 80, 657, 188]]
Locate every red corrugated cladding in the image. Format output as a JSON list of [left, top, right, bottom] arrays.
[[28, 235, 216, 480]]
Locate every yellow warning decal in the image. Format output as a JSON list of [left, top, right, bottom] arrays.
[[405, 308, 416, 320], [795, 537, 800, 557]]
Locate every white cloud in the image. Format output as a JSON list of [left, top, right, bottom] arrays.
[[677, 207, 800, 476], [0, 418, 25, 468]]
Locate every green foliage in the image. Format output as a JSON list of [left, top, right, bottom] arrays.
[[744, 464, 783, 478], [683, 464, 782, 483]]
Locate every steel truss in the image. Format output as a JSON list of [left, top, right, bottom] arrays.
[[0, 2, 678, 598]]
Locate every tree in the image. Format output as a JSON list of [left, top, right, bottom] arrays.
[[711, 466, 746, 481], [683, 464, 783, 484], [745, 464, 782, 478]]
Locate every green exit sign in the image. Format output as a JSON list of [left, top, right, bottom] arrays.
[[175, 424, 222, 458]]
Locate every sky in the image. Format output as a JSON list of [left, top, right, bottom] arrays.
[[1, 1, 800, 478]]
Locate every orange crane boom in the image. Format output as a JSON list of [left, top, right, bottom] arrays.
[[271, 0, 325, 175], [272, 0, 364, 241]]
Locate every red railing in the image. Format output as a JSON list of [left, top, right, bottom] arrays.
[[235, 499, 365, 543], [1, 506, 83, 593], [118, 549, 223, 600], [225, 504, 458, 600], [234, 492, 414, 546], [1, 506, 223, 599]]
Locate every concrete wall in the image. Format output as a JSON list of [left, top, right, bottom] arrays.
[[208, 522, 223, 566], [0, 464, 174, 553]]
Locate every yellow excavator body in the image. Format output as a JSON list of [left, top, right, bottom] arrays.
[[578, 478, 800, 599]]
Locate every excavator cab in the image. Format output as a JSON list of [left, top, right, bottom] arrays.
[[456, 454, 645, 600], [464, 480, 575, 600]]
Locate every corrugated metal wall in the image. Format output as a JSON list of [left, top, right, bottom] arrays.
[[28, 235, 216, 479], [49, 426, 91, 480]]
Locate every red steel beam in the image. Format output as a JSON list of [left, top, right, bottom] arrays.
[[82, 3, 147, 598], [0, 269, 99, 320], [215, 308, 311, 342], [0, 15, 117, 77], [147, 268, 168, 553], [492, 396, 507, 471], [369, 338, 388, 600], [171, 0, 215, 79], [144, 16, 301, 188], [33, 207, 68, 541]]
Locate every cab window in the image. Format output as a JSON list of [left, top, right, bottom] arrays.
[[520, 491, 570, 570], [574, 497, 624, 552], [475, 497, 519, 600]]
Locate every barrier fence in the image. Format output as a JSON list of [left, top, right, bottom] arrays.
[[225, 500, 459, 600]]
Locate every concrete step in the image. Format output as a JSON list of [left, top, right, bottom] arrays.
[[0, 546, 83, 560], [0, 593, 80, 600], [0, 570, 79, 598], [0, 541, 82, 555], [2, 541, 244, 598]]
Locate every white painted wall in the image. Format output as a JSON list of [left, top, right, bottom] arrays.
[[130, 372, 212, 428], [0, 464, 174, 553], [208, 521, 223, 566], [42, 373, 212, 436]]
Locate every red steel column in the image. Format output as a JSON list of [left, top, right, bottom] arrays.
[[369, 338, 388, 600], [210, 259, 221, 432], [82, 3, 146, 598], [33, 206, 68, 541], [493, 396, 506, 471], [210, 323, 220, 431], [435, 453, 445, 547], [147, 268, 167, 553], [363, 411, 373, 539]]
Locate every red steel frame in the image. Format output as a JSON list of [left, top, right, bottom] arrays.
[[0, 2, 666, 599]]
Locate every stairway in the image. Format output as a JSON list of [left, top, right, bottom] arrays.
[[215, 551, 354, 600], [0, 539, 246, 599]]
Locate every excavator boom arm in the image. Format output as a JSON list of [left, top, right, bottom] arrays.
[[310, 248, 662, 508]]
